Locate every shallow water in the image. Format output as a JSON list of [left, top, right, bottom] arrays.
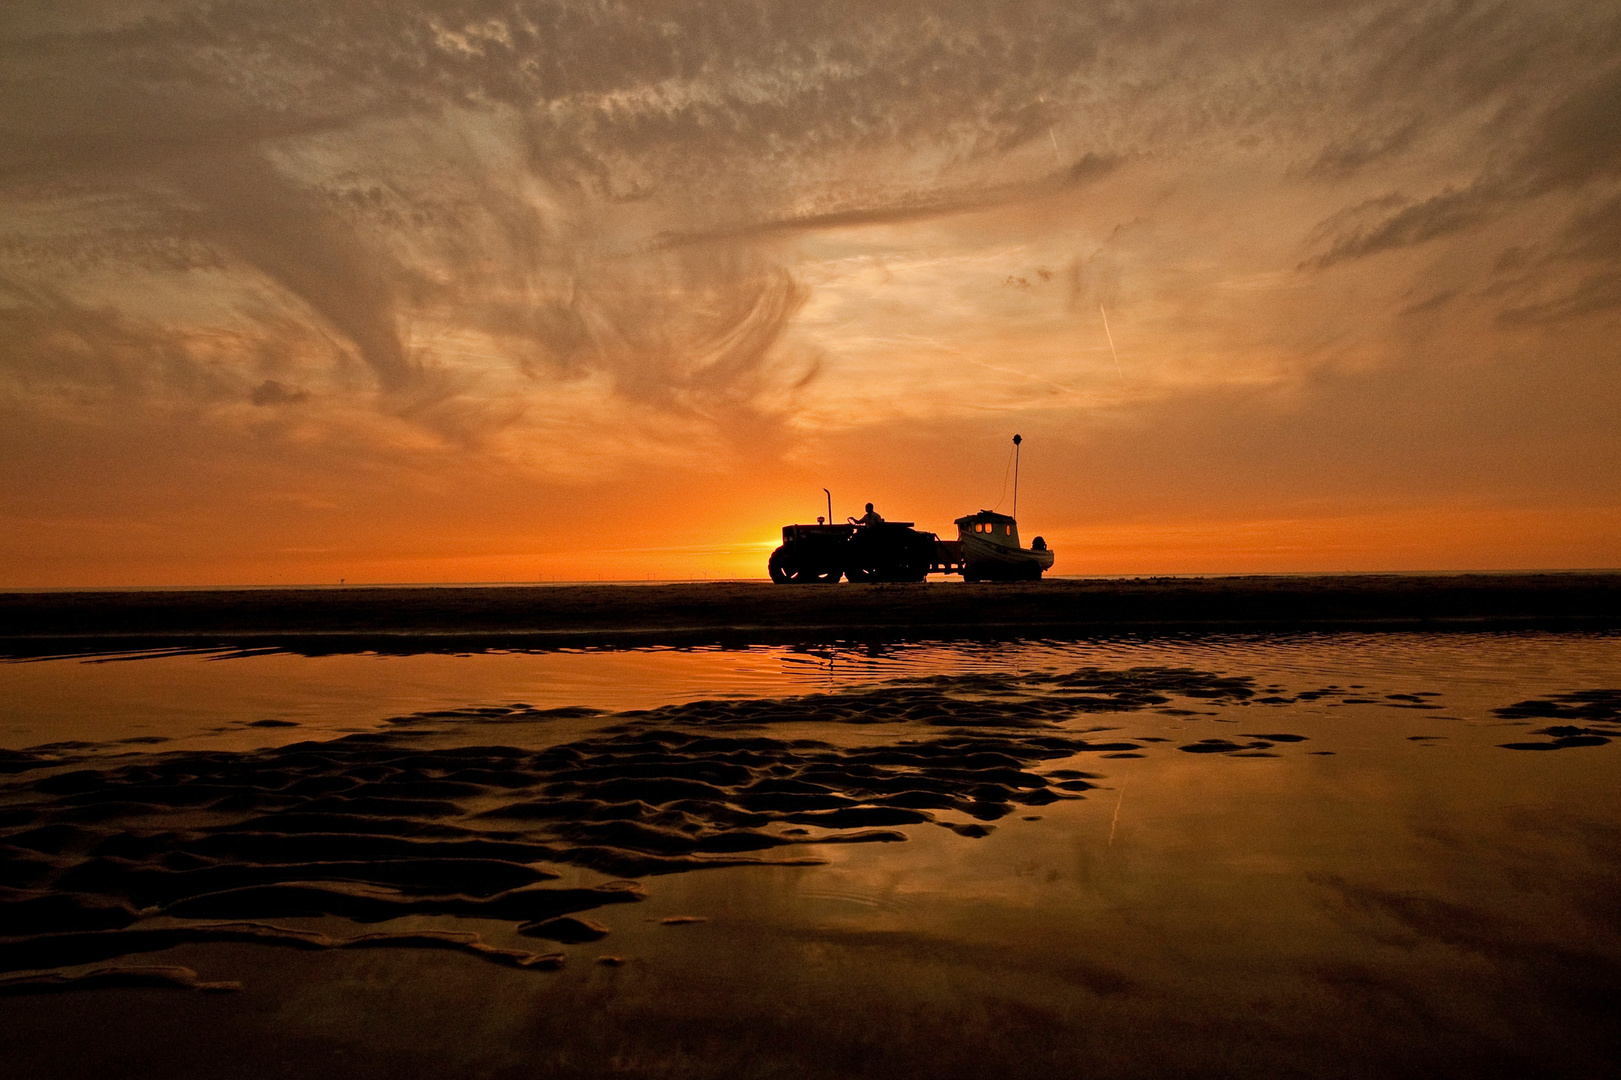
[[3, 633, 1620, 1079], [6, 632, 1621, 751]]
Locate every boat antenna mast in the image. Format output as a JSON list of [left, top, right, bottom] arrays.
[[1012, 434, 1022, 518]]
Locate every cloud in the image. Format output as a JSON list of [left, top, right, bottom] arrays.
[[2, 0, 1620, 533], [162, 147, 419, 392], [250, 378, 307, 406], [1307, 60, 1621, 267], [1309, 183, 1499, 266], [1517, 62, 1621, 194], [0, 279, 245, 407], [1300, 121, 1422, 181], [651, 153, 1124, 248]]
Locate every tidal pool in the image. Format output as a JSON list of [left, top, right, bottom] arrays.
[[2, 633, 1618, 1079]]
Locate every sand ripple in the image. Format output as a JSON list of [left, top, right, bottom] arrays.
[[1, 673, 1179, 988], [5, 666, 1607, 991], [1494, 689, 1621, 749]]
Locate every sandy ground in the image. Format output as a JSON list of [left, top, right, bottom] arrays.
[[3, 573, 1619, 657], [3, 659, 1621, 1079]]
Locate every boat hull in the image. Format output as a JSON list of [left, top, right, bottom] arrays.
[[960, 533, 1054, 580]]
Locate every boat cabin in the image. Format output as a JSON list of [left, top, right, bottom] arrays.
[[955, 510, 1020, 549]]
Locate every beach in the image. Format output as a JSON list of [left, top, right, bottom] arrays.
[[3, 573, 1619, 658], [2, 583, 1620, 1078], [9, 0, 1620, 1074]]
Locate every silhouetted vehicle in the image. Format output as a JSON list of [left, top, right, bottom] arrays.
[[767, 523, 849, 583], [954, 510, 1054, 581], [770, 434, 1056, 583], [768, 520, 944, 583], [843, 521, 938, 582]]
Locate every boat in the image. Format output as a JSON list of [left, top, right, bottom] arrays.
[[951, 433, 1054, 581], [954, 510, 1053, 581]]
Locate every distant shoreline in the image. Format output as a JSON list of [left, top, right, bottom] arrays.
[[3, 573, 1619, 658]]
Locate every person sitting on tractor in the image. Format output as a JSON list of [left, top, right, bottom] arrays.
[[849, 502, 884, 527]]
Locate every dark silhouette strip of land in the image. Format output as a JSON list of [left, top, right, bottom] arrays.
[[2, 573, 1618, 658]]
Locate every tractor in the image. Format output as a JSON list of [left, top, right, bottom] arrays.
[[767, 520, 944, 583]]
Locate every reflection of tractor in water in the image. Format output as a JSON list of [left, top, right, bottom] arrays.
[[767, 521, 946, 583]]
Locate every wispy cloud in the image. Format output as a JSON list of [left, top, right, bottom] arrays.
[[2, 1, 1620, 582]]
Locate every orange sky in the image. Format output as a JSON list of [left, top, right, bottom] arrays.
[[2, 1, 1619, 586]]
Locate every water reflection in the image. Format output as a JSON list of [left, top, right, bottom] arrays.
[[2, 636, 1620, 1076], [4, 632, 1620, 751]]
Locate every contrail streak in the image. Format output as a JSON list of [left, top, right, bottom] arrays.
[[1100, 303, 1122, 377]]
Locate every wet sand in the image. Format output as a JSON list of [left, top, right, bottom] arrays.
[[3, 658, 1620, 1078], [4, 572, 1619, 657]]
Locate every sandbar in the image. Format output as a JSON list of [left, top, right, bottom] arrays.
[[3, 572, 1618, 658]]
